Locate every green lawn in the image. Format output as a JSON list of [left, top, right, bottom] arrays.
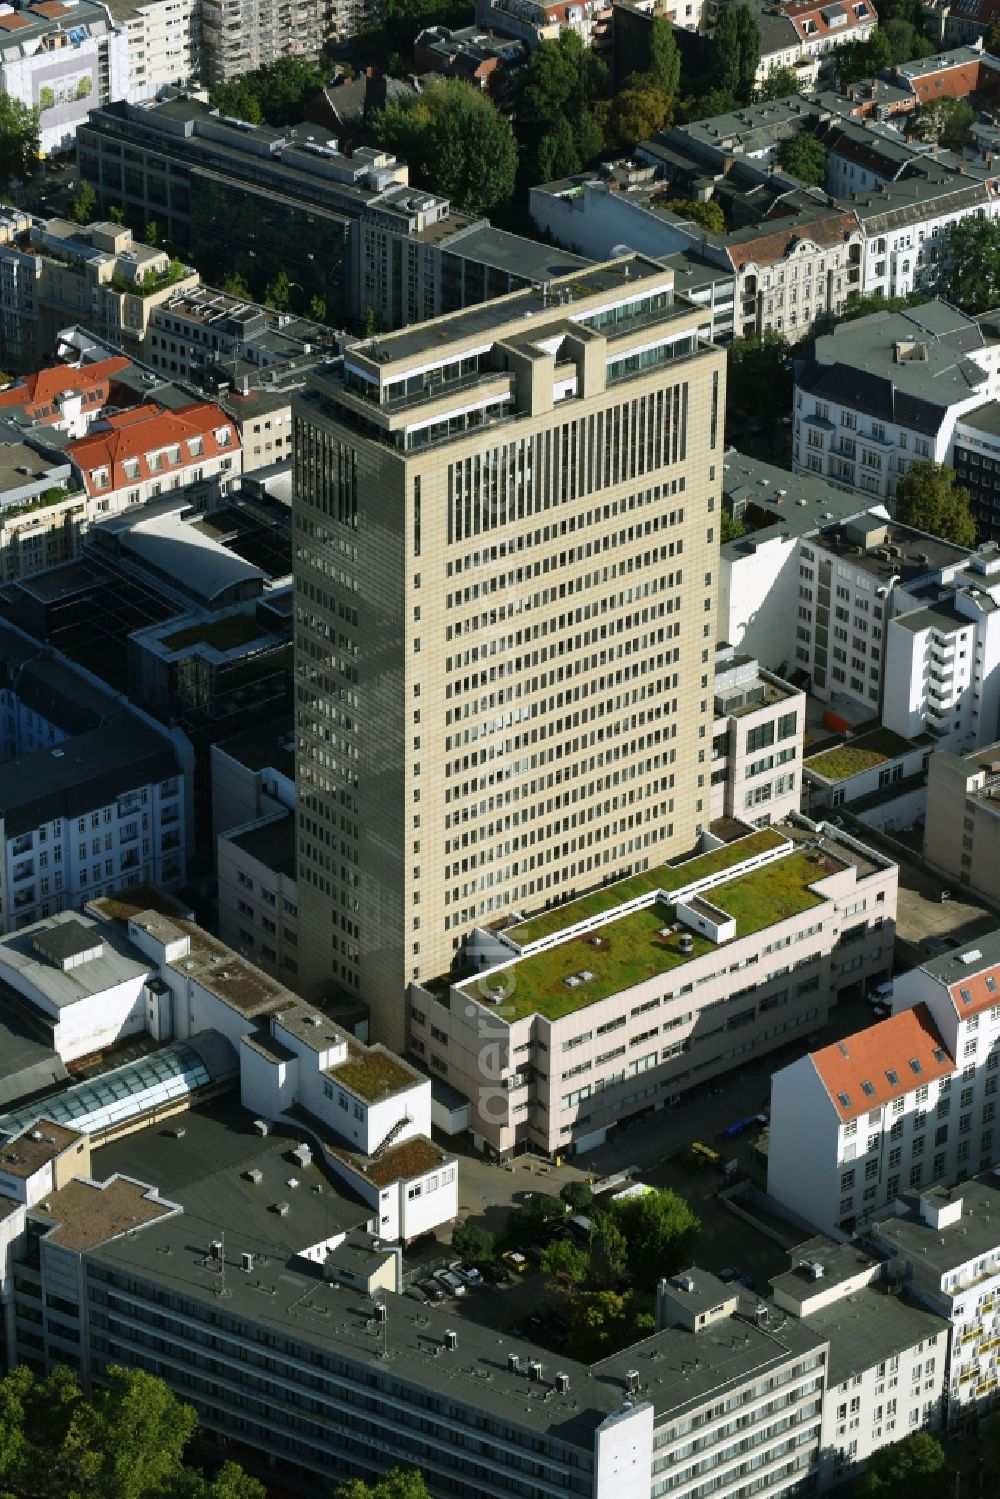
[[508, 828, 786, 947], [161, 614, 263, 653], [472, 847, 830, 1023], [805, 744, 890, 782]]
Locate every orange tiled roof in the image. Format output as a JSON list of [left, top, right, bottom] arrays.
[[0, 358, 131, 412], [783, 0, 874, 43], [66, 401, 238, 497], [31, 0, 71, 15], [946, 965, 1000, 1019], [810, 1003, 955, 1122], [0, 14, 32, 29]]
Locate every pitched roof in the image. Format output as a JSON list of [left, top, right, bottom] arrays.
[[809, 1004, 955, 1122], [66, 401, 237, 497], [726, 211, 859, 270], [943, 962, 1000, 1018], [0, 358, 131, 414], [783, 0, 874, 43]]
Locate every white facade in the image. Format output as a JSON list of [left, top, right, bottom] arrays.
[[0, 21, 130, 158], [711, 653, 805, 827], [111, 0, 200, 100], [882, 584, 1000, 750]]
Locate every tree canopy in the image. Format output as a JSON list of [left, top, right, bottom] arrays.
[[70, 178, 97, 225], [853, 1431, 946, 1499], [451, 1221, 496, 1262], [0, 96, 39, 186], [211, 56, 325, 127], [946, 215, 1000, 313], [758, 66, 799, 101], [375, 78, 516, 214], [0, 1364, 264, 1499], [835, 27, 894, 88], [660, 197, 726, 234], [518, 32, 608, 183], [727, 330, 791, 422], [606, 1187, 700, 1292], [776, 132, 828, 187], [710, 5, 760, 103], [540, 1239, 590, 1289], [894, 461, 977, 548], [559, 1179, 593, 1212], [911, 95, 974, 149], [336, 1471, 431, 1499]]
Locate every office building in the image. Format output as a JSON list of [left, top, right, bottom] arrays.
[[410, 818, 895, 1158], [769, 932, 1000, 1236], [792, 300, 1000, 503], [710, 648, 805, 828], [291, 255, 725, 1048]]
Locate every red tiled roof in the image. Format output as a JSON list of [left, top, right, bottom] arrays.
[[902, 60, 1000, 106], [0, 14, 32, 29], [948, 0, 1000, 22], [66, 401, 239, 497], [727, 212, 859, 271], [782, 0, 874, 44], [810, 1003, 955, 1122], [945, 964, 1000, 1019], [0, 358, 131, 413], [31, 0, 71, 15]]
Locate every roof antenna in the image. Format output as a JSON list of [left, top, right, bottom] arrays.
[[217, 1231, 231, 1298]]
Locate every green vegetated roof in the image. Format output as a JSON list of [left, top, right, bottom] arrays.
[[329, 1048, 418, 1104], [470, 848, 830, 1022], [507, 827, 786, 946], [805, 744, 890, 782]]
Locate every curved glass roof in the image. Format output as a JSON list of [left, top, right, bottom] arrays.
[[0, 1032, 238, 1141]]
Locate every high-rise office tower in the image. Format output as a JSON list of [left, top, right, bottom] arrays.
[[292, 255, 725, 1050]]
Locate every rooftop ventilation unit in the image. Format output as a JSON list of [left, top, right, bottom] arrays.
[[528, 1359, 543, 1381], [444, 1328, 457, 1350], [240, 1252, 253, 1272], [273, 1202, 290, 1216], [244, 1168, 263, 1185], [210, 1240, 223, 1259], [555, 1372, 570, 1393], [626, 1369, 640, 1394], [959, 950, 983, 965], [508, 1353, 520, 1374]]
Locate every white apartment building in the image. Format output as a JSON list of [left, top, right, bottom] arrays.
[[769, 933, 1000, 1236], [0, 1, 130, 158], [871, 1177, 1000, 1425], [794, 299, 1000, 503], [411, 818, 896, 1159], [804, 728, 930, 836], [475, 0, 611, 50], [711, 647, 805, 827], [218, 813, 299, 988], [106, 0, 200, 100], [770, 1236, 947, 1485], [851, 169, 1000, 305]]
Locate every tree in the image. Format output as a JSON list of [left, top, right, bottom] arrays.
[[567, 1289, 629, 1361], [205, 1463, 266, 1499], [882, 18, 933, 62], [603, 86, 672, 150], [374, 79, 517, 214], [211, 79, 264, 125], [608, 1187, 700, 1292], [307, 293, 327, 322], [507, 1193, 567, 1246], [540, 1239, 590, 1289], [597, 1212, 629, 1282], [727, 330, 790, 422], [721, 510, 748, 542], [451, 1222, 496, 1262], [647, 15, 681, 100], [988, 18, 1000, 53], [759, 66, 798, 101], [264, 268, 291, 310], [220, 269, 250, 298], [911, 95, 974, 149], [559, 1179, 593, 1212], [836, 290, 931, 322], [518, 32, 609, 183], [946, 215, 1000, 312], [659, 197, 726, 234], [835, 27, 894, 88], [854, 1431, 946, 1498], [708, 5, 759, 102], [336, 1471, 430, 1499], [108, 204, 125, 224], [0, 95, 39, 185], [894, 461, 977, 547], [776, 131, 827, 186], [70, 178, 97, 224], [145, 218, 160, 247]]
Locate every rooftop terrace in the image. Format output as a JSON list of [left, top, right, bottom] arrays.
[[507, 828, 786, 946], [467, 846, 835, 1022]]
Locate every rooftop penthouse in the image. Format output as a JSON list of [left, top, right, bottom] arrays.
[[412, 819, 898, 1157]]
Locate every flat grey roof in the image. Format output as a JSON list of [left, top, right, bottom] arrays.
[[0, 911, 151, 1009], [873, 1176, 1000, 1274], [802, 1284, 946, 1387], [228, 813, 295, 879], [890, 600, 967, 635], [956, 400, 1000, 440], [771, 1235, 881, 1300], [215, 720, 294, 780], [0, 1000, 68, 1110], [814, 516, 969, 583], [919, 927, 1000, 984], [439, 222, 591, 282], [721, 451, 877, 550]]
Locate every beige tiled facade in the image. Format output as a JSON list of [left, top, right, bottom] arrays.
[[292, 257, 726, 1051]]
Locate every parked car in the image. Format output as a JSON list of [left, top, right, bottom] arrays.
[[434, 1268, 466, 1297], [405, 1283, 430, 1303], [501, 1250, 528, 1275], [449, 1261, 482, 1286], [866, 981, 894, 1008], [482, 1261, 511, 1285], [418, 1278, 445, 1301]]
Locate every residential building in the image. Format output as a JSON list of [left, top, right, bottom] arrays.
[[822, 118, 924, 198], [0, 423, 83, 585], [530, 175, 863, 341], [142, 284, 338, 389], [767, 1006, 959, 1236], [104, 0, 201, 100], [923, 739, 1000, 900], [0, 622, 190, 934], [792, 299, 1000, 502], [0, 357, 133, 437], [474, 0, 613, 52], [211, 720, 294, 843], [410, 817, 896, 1158], [769, 931, 1000, 1236], [291, 255, 725, 1049], [871, 1177, 1000, 1425], [710, 647, 805, 827], [0, 1, 129, 158], [413, 23, 528, 95], [770, 1237, 947, 1483], [778, 0, 878, 71], [888, 45, 1000, 109], [62, 398, 241, 514], [200, 0, 326, 90], [934, 0, 1000, 48], [0, 217, 200, 372], [218, 810, 298, 987], [951, 402, 1000, 540]]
